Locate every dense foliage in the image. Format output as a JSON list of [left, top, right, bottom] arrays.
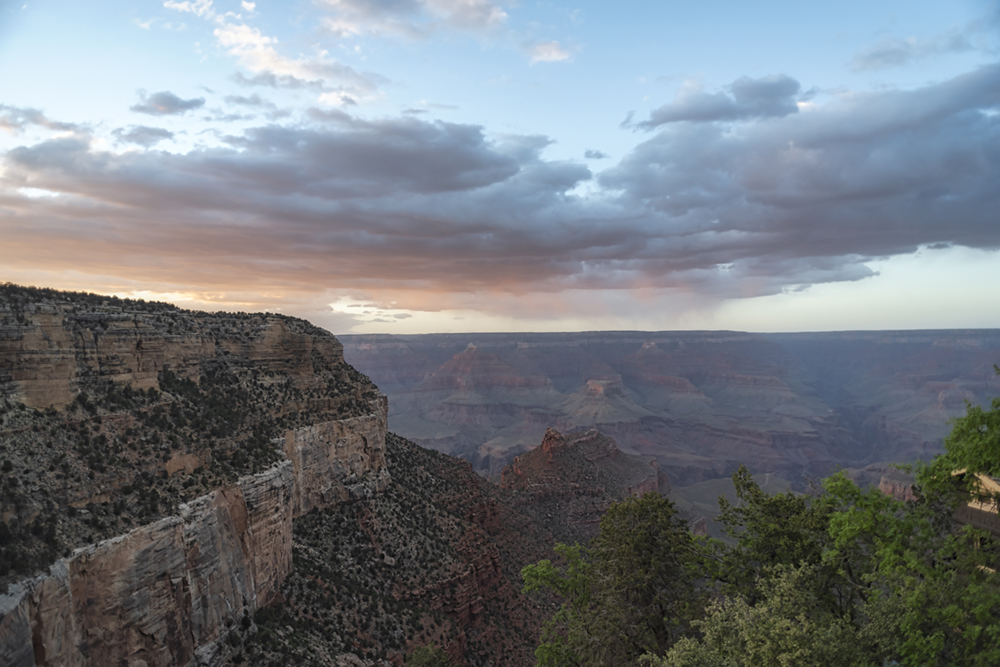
[[524, 372, 1000, 667], [522, 495, 703, 667]]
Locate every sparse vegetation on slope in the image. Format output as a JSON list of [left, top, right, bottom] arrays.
[[0, 284, 378, 585], [224, 433, 557, 667]]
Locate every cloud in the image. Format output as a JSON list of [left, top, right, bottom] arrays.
[[528, 41, 571, 65], [162, 0, 214, 18], [233, 71, 322, 91], [317, 0, 507, 39], [2, 65, 998, 315], [223, 93, 290, 119], [224, 93, 270, 107], [598, 63, 1000, 294], [851, 28, 977, 71], [584, 149, 609, 159], [0, 112, 593, 306], [130, 90, 206, 116], [162, 1, 386, 103], [428, 0, 507, 31], [0, 104, 77, 134], [112, 125, 175, 147], [633, 75, 801, 130], [213, 22, 385, 101]]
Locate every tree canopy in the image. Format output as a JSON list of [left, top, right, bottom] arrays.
[[521, 493, 705, 667]]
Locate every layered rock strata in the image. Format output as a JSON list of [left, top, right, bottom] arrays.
[[0, 286, 390, 667], [499, 428, 669, 542], [284, 397, 391, 516], [501, 427, 664, 498], [0, 294, 346, 411], [342, 330, 1000, 486], [0, 401, 390, 667], [0, 463, 292, 667]]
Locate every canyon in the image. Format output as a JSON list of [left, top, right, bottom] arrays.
[[341, 330, 1000, 495], [0, 285, 660, 666], [0, 285, 390, 666], [2, 283, 998, 666]]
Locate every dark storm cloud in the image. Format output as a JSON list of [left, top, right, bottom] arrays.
[[632, 74, 801, 130], [6, 115, 526, 207], [130, 91, 206, 116], [215, 116, 524, 196], [112, 125, 175, 147], [2, 64, 998, 305], [599, 63, 1000, 292]]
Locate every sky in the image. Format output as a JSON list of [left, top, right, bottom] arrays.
[[1, 0, 998, 334]]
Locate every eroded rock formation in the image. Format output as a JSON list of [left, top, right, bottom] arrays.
[[0, 396, 391, 667], [0, 286, 390, 667], [284, 398, 391, 516], [499, 427, 669, 542], [341, 330, 1000, 487]]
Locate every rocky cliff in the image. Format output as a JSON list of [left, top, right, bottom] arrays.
[[0, 286, 743, 667], [0, 285, 389, 666], [207, 432, 564, 667], [499, 427, 669, 542]]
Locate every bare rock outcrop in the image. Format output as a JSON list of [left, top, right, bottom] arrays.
[[0, 462, 293, 667], [0, 294, 348, 411], [878, 470, 917, 502], [0, 286, 391, 667], [285, 397, 391, 516], [499, 427, 668, 542], [502, 427, 664, 498], [1, 394, 392, 667]]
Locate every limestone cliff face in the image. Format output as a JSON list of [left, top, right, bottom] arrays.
[[0, 462, 293, 667], [0, 299, 345, 411], [284, 396, 391, 516], [0, 399, 391, 667], [0, 286, 391, 667]]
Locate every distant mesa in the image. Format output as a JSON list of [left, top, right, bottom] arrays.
[[501, 426, 667, 499], [496, 426, 696, 538], [342, 329, 1000, 489]]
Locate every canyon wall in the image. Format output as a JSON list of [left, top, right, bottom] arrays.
[[0, 462, 293, 667], [341, 330, 1000, 485], [0, 298, 345, 411], [284, 396, 391, 516], [0, 286, 390, 667], [0, 401, 390, 667]]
